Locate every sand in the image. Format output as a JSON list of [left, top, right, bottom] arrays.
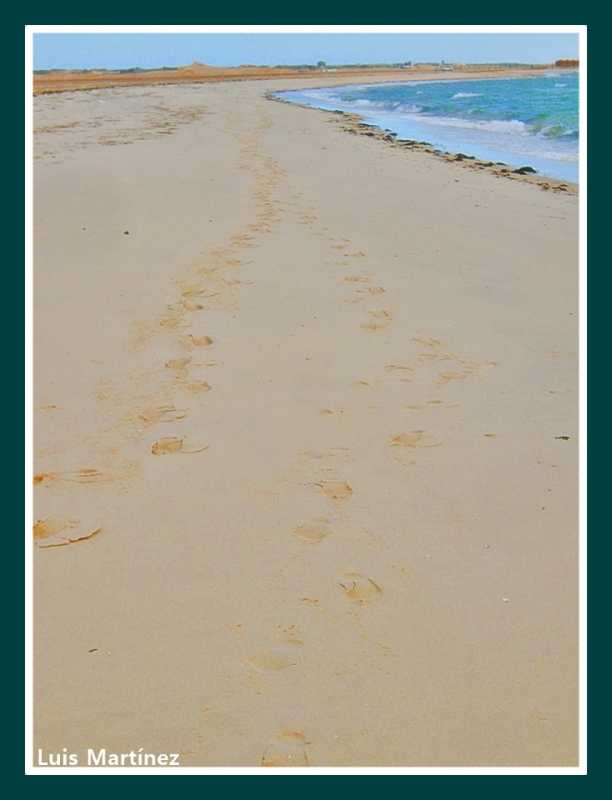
[[31, 73, 579, 769]]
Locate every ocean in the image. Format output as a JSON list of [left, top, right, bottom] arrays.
[[275, 72, 579, 183]]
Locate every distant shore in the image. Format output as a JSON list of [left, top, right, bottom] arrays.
[[33, 62, 577, 95]]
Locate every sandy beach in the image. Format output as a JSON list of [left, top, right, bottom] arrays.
[[32, 71, 579, 768]]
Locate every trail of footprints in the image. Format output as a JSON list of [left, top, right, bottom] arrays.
[[239, 235, 484, 765], [34, 105, 287, 549], [248, 234, 485, 760], [34, 103, 486, 764]]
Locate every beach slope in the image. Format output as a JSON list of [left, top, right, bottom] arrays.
[[32, 77, 578, 768]]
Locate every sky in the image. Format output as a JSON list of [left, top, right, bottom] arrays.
[[30, 28, 581, 71]]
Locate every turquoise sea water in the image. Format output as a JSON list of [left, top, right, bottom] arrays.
[[276, 73, 579, 183]]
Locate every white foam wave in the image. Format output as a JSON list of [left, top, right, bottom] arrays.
[[452, 92, 481, 99], [417, 115, 528, 136], [396, 104, 422, 114]]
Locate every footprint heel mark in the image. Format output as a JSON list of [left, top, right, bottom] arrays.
[[339, 573, 382, 602], [151, 437, 183, 455], [245, 639, 304, 673], [293, 521, 333, 544], [151, 437, 209, 455], [262, 732, 310, 767], [317, 480, 353, 500], [34, 518, 101, 548]]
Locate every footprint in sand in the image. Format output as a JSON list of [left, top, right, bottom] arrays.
[[159, 312, 181, 328], [417, 353, 449, 363], [180, 335, 213, 348], [413, 335, 442, 347], [186, 381, 211, 394], [34, 469, 106, 485], [358, 286, 385, 294], [139, 406, 186, 424], [317, 480, 353, 499], [360, 311, 392, 332], [293, 521, 333, 544], [343, 274, 371, 283], [165, 357, 192, 372], [387, 365, 413, 372], [245, 639, 304, 673], [389, 431, 443, 448], [34, 517, 101, 548], [151, 437, 209, 455], [230, 234, 257, 249], [182, 299, 204, 312], [438, 370, 471, 382], [339, 573, 382, 601], [261, 732, 310, 767]]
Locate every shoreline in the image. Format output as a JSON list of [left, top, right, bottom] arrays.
[[267, 95, 577, 194], [33, 65, 579, 191], [32, 77, 579, 768]]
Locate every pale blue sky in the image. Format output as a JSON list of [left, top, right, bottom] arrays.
[[31, 31, 580, 71]]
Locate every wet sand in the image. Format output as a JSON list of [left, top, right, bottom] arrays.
[[32, 75, 579, 768]]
